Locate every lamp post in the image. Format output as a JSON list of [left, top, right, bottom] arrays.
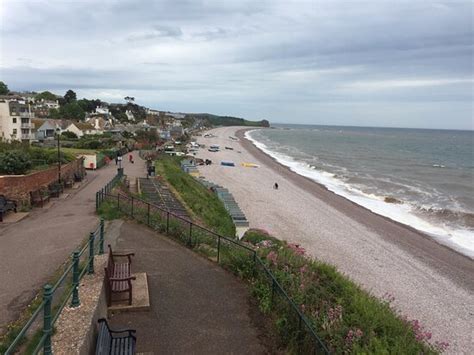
[[56, 128, 61, 184]]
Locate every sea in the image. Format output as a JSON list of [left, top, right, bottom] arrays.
[[246, 124, 474, 258]]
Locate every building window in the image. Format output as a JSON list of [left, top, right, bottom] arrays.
[[13, 129, 17, 135], [12, 117, 17, 124]]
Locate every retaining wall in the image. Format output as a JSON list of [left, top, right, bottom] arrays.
[[0, 158, 85, 205]]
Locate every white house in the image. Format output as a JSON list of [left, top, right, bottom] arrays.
[[36, 119, 60, 140], [125, 109, 135, 122], [0, 96, 35, 142], [95, 106, 110, 115]]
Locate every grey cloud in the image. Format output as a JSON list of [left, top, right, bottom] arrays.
[[1, 0, 472, 129], [126, 25, 183, 41]]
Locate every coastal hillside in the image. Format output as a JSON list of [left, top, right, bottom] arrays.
[[186, 113, 270, 127]]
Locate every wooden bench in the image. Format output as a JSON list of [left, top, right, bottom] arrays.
[[104, 245, 135, 306], [0, 195, 17, 222], [30, 189, 50, 207], [64, 179, 74, 188], [96, 318, 136, 355], [74, 171, 84, 182], [48, 181, 64, 198]]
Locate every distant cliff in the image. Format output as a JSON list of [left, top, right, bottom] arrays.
[[186, 113, 270, 127]]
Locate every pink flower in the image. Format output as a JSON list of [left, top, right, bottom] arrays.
[[266, 251, 278, 265], [435, 341, 450, 352], [345, 328, 364, 347], [288, 243, 306, 255]]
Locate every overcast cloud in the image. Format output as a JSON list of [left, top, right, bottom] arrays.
[[0, 0, 472, 129]]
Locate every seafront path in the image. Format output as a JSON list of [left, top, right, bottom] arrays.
[[108, 220, 266, 353], [0, 152, 145, 333]]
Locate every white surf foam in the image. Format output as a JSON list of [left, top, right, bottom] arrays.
[[245, 130, 474, 258]]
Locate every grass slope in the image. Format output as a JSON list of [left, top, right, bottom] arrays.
[[155, 156, 236, 237]]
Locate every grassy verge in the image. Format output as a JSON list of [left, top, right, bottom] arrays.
[[240, 229, 446, 354], [154, 156, 236, 237], [61, 148, 99, 156]]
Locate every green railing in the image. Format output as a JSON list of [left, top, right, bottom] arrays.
[[4, 220, 106, 355], [95, 169, 124, 211], [97, 191, 330, 354]]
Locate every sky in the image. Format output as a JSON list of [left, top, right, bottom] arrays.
[[0, 0, 473, 130]]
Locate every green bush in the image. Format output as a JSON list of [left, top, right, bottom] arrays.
[[0, 150, 32, 174], [61, 131, 78, 139]]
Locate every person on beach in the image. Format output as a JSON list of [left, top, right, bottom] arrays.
[[274, 182, 279, 190]]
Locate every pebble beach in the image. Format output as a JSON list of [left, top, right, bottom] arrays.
[[195, 126, 474, 354]]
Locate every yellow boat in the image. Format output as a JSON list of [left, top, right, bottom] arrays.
[[241, 162, 259, 168]]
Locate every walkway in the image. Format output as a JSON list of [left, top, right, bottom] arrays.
[[109, 221, 267, 354], [0, 151, 145, 333]]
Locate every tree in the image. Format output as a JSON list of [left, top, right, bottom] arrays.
[[60, 102, 85, 120], [36, 91, 57, 101], [49, 108, 61, 119], [64, 89, 77, 104], [110, 106, 128, 122], [0, 150, 32, 175], [61, 131, 78, 139], [0, 81, 9, 95], [77, 98, 101, 113]]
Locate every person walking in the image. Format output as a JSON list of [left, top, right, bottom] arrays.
[[129, 154, 134, 164]]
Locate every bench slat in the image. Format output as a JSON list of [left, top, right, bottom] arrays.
[[96, 319, 136, 355]]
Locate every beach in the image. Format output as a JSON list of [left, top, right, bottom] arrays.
[[195, 126, 474, 354]]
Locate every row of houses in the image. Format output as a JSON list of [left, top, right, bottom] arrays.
[[0, 94, 191, 143]]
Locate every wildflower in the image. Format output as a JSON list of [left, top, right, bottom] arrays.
[[266, 251, 278, 265], [258, 240, 273, 248], [299, 265, 308, 274], [327, 305, 343, 323], [382, 292, 395, 304], [345, 328, 364, 347], [288, 243, 306, 255], [434, 341, 450, 352]]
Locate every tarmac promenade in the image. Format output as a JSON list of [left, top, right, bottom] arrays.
[[1, 151, 267, 354], [0, 152, 143, 333], [109, 221, 266, 354]]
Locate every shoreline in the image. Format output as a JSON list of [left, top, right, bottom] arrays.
[[195, 126, 474, 353], [237, 128, 474, 292]]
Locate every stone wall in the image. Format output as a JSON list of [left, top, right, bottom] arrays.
[[0, 158, 85, 205]]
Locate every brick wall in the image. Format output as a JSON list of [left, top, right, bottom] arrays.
[[0, 158, 85, 205]]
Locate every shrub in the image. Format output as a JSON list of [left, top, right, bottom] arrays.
[[0, 150, 32, 175], [61, 131, 78, 139]]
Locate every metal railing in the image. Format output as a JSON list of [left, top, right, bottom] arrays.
[[97, 191, 329, 354], [95, 169, 124, 211], [4, 220, 106, 355]]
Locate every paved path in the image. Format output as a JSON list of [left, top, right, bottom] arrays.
[[0, 151, 144, 333], [109, 221, 267, 354]]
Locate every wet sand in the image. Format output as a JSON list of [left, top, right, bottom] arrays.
[[195, 126, 474, 354]]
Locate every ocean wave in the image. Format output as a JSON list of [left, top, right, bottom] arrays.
[[245, 130, 474, 258]]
